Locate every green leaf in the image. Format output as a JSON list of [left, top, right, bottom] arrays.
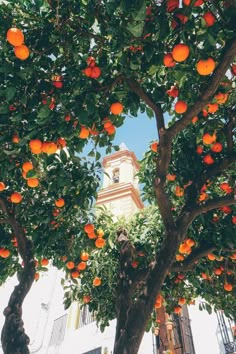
[[6, 87, 17, 101], [26, 170, 37, 178], [127, 22, 144, 37], [132, 1, 147, 21], [37, 106, 51, 119]]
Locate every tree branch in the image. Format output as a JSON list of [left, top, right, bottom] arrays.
[[168, 37, 236, 138], [177, 194, 236, 234], [171, 244, 216, 272], [0, 219, 10, 224], [123, 76, 165, 133]]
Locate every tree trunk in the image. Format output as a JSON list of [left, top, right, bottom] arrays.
[[1, 212, 35, 354]]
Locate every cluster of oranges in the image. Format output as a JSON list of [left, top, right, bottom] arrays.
[[6, 28, 30, 60], [22, 161, 39, 188], [28, 138, 65, 155], [176, 238, 195, 259], [83, 56, 101, 79], [84, 223, 106, 249]]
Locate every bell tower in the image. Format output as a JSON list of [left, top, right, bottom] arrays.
[[96, 143, 144, 218]]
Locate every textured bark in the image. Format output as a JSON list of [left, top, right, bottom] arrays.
[[0, 198, 35, 354]]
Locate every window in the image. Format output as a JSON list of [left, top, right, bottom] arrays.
[[78, 305, 96, 328], [82, 348, 102, 354], [112, 168, 119, 183], [48, 314, 67, 353]]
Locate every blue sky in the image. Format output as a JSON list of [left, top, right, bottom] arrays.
[[113, 112, 157, 160]]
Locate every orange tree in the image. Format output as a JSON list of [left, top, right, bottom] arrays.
[[0, 0, 235, 353]]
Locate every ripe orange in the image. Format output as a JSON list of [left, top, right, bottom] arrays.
[[22, 161, 33, 173], [80, 252, 89, 261], [97, 229, 104, 238], [174, 305, 182, 314], [79, 126, 90, 139], [12, 134, 19, 143], [201, 272, 208, 279], [0, 182, 6, 191], [215, 92, 228, 105], [29, 139, 42, 151], [207, 253, 216, 261], [93, 277, 101, 286], [196, 58, 215, 76], [90, 66, 101, 79], [110, 102, 123, 115], [42, 142, 57, 154], [186, 238, 195, 247], [0, 248, 10, 258], [214, 268, 222, 276], [220, 182, 233, 194], [104, 124, 116, 135], [202, 133, 216, 145], [174, 100, 188, 114], [71, 271, 80, 279], [10, 192, 23, 204], [203, 12, 215, 26], [150, 142, 158, 152], [41, 258, 49, 266], [83, 295, 91, 303], [203, 154, 214, 165], [179, 243, 191, 254], [207, 103, 218, 114], [172, 44, 190, 62], [87, 232, 97, 239], [95, 238, 106, 248], [196, 146, 203, 154], [27, 178, 39, 188], [14, 45, 30, 60], [166, 174, 176, 181], [34, 272, 40, 280], [211, 142, 223, 153], [84, 223, 94, 233], [66, 261, 75, 270], [192, 116, 198, 124], [6, 28, 24, 46], [175, 186, 184, 197], [77, 261, 87, 271], [176, 254, 184, 261], [178, 298, 186, 305], [55, 198, 65, 208], [224, 283, 233, 292], [163, 53, 176, 67]]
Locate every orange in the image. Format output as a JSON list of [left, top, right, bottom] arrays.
[[90, 66, 101, 79], [224, 283, 233, 292], [29, 139, 42, 151], [163, 53, 176, 67], [71, 271, 80, 279], [42, 142, 58, 154], [196, 146, 203, 154], [214, 268, 222, 276], [34, 272, 40, 280], [14, 45, 30, 60], [166, 174, 176, 181], [79, 126, 90, 139], [186, 238, 195, 247], [0, 182, 6, 191], [97, 229, 104, 238], [207, 103, 218, 114], [27, 178, 39, 188], [199, 192, 208, 201], [172, 44, 190, 62], [207, 253, 216, 261], [93, 277, 101, 286], [215, 92, 228, 105], [41, 258, 49, 266], [175, 186, 184, 197], [201, 272, 208, 279], [83, 67, 92, 77], [203, 154, 214, 165], [10, 192, 23, 204], [6, 28, 24, 46], [66, 261, 75, 270], [95, 238, 106, 248], [55, 198, 65, 208], [196, 58, 215, 76], [12, 134, 19, 143], [150, 142, 158, 152], [192, 116, 198, 124], [77, 261, 87, 271], [0, 248, 10, 258], [87, 231, 97, 239], [110, 102, 123, 115], [80, 251, 89, 261], [83, 295, 91, 303], [202, 132, 216, 145], [174, 306, 182, 314], [84, 223, 94, 233], [176, 254, 184, 261], [178, 298, 186, 305], [203, 12, 215, 27], [211, 142, 223, 153], [22, 161, 33, 173], [179, 243, 191, 254], [104, 124, 116, 135], [174, 100, 188, 114]]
